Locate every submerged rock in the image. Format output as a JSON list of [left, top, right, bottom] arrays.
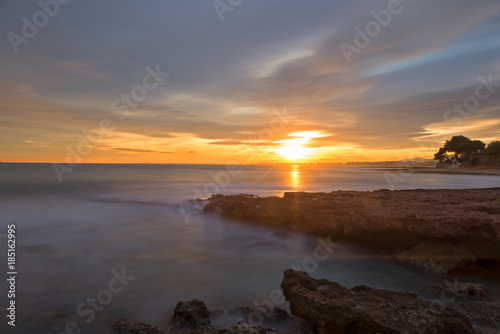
[[396, 241, 477, 274], [280, 269, 475, 334]]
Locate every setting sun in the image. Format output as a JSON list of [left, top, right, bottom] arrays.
[[274, 131, 326, 161]]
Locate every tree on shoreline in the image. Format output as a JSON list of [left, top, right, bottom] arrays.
[[434, 135, 485, 163]]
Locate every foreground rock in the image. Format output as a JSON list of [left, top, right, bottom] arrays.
[[110, 300, 284, 334], [171, 299, 211, 330], [281, 269, 475, 334], [204, 189, 500, 272]]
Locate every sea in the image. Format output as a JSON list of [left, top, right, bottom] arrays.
[[0, 163, 499, 333]]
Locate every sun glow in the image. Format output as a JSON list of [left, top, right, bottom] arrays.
[[274, 131, 327, 161]]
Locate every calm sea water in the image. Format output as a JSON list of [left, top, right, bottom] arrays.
[[0, 163, 499, 333]]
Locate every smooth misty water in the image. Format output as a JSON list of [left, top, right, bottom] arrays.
[[0, 163, 499, 333]]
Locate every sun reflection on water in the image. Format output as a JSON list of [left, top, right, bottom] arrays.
[[290, 164, 301, 188]]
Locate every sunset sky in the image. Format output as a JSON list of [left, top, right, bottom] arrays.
[[1, 0, 500, 164]]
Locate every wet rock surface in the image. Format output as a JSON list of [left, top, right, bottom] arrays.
[[280, 269, 476, 334]]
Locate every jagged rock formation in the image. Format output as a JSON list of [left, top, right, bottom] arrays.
[[110, 275, 500, 334], [280, 269, 475, 334]]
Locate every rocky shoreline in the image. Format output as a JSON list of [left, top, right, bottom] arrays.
[[203, 188, 500, 274], [110, 270, 500, 334], [110, 188, 500, 333]]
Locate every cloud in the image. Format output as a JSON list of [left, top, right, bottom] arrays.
[[1, 1, 500, 162], [25, 140, 49, 144], [414, 118, 500, 143], [208, 140, 273, 146], [103, 147, 173, 154]]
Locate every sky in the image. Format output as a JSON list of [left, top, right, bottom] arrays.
[[1, 0, 500, 164]]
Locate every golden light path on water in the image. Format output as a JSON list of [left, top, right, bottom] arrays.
[[290, 164, 301, 188]]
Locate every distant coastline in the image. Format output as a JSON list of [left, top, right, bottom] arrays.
[[378, 167, 500, 176]]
